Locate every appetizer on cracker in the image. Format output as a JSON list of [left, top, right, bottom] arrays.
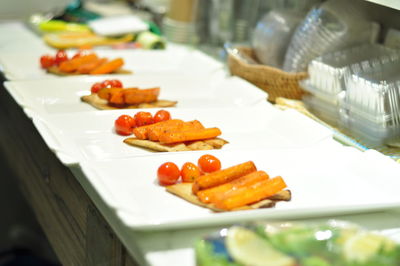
[[39, 49, 131, 76], [81, 79, 177, 110], [157, 154, 291, 212], [113, 110, 228, 152]]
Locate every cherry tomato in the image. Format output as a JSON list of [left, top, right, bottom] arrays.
[[154, 110, 171, 123], [157, 162, 181, 186], [109, 79, 123, 88], [40, 54, 55, 69], [114, 115, 135, 136], [181, 162, 201, 183], [134, 112, 154, 127], [91, 82, 104, 93], [101, 80, 113, 88], [54, 50, 69, 65], [198, 154, 221, 173]]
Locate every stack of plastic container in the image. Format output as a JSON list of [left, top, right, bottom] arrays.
[[301, 44, 398, 127], [283, 1, 380, 73], [340, 56, 400, 146]]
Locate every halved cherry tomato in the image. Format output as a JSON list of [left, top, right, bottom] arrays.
[[40, 55, 55, 69], [181, 162, 201, 183], [157, 162, 180, 186], [54, 50, 69, 65], [154, 110, 171, 123], [134, 111, 154, 127], [198, 154, 221, 173], [91, 82, 104, 93], [114, 115, 135, 136], [109, 79, 123, 88]]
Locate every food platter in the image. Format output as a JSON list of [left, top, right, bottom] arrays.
[[4, 73, 266, 116], [31, 106, 332, 165], [78, 145, 400, 230], [0, 44, 223, 80]]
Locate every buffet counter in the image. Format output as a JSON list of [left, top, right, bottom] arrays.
[[1, 21, 400, 266]]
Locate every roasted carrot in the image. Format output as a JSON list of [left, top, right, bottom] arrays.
[[123, 87, 160, 105], [108, 90, 125, 105], [192, 161, 257, 194], [59, 53, 98, 72], [197, 170, 269, 204], [187, 120, 204, 129], [148, 120, 204, 141], [90, 58, 124, 75], [132, 119, 184, 140], [214, 176, 287, 210], [158, 127, 221, 144], [97, 87, 124, 100], [77, 58, 108, 74]]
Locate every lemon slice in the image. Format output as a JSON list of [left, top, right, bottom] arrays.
[[343, 232, 396, 263], [226, 226, 295, 266]]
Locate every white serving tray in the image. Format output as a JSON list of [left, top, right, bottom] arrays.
[[0, 44, 223, 80], [31, 106, 332, 165], [0, 22, 50, 54], [4, 73, 267, 116], [78, 145, 400, 231]]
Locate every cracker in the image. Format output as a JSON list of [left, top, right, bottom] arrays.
[[81, 93, 177, 110], [47, 66, 132, 76], [166, 183, 291, 212], [123, 137, 228, 152]]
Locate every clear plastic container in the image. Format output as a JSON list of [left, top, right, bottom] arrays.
[[303, 94, 339, 126], [300, 79, 341, 102], [301, 80, 341, 126], [344, 58, 400, 120], [252, 10, 305, 68], [308, 44, 399, 95], [340, 57, 400, 145], [283, 0, 380, 72], [340, 107, 400, 145]]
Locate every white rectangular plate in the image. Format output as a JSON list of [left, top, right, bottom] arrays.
[[79, 146, 400, 231], [4, 73, 267, 115], [0, 44, 223, 80], [32, 106, 332, 165]]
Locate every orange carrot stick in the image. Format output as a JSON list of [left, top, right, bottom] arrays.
[[77, 58, 108, 74], [123, 87, 160, 105], [90, 58, 124, 75], [59, 53, 98, 72], [108, 90, 125, 105], [192, 161, 257, 194], [97, 87, 124, 100], [158, 127, 221, 144], [214, 176, 287, 210], [132, 119, 184, 140], [148, 120, 204, 141], [197, 170, 269, 204]]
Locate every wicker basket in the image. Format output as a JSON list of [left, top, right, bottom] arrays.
[[227, 46, 308, 102]]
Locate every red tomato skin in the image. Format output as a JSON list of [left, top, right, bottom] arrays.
[[40, 55, 55, 69], [101, 80, 113, 88], [181, 162, 201, 183], [91, 82, 104, 93], [198, 154, 221, 173], [54, 50, 69, 65], [154, 110, 171, 123], [114, 115, 135, 136], [157, 162, 181, 186], [134, 112, 154, 127], [109, 79, 123, 88]]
